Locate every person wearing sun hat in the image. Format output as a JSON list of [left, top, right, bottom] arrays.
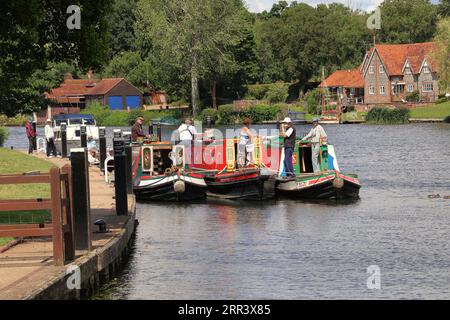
[[302, 117, 328, 173], [132, 116, 146, 142], [44, 119, 58, 158], [280, 117, 296, 177]]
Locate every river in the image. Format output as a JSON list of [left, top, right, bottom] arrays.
[[3, 124, 450, 299]]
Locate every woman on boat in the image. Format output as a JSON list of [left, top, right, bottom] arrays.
[[237, 118, 254, 168]]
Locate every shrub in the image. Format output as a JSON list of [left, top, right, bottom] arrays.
[[406, 90, 420, 103], [103, 111, 131, 126], [0, 127, 9, 146], [366, 107, 410, 124], [84, 103, 112, 126], [264, 82, 289, 103], [245, 84, 270, 100], [444, 116, 450, 123], [306, 89, 321, 114], [0, 114, 28, 126], [217, 104, 238, 125], [198, 108, 218, 123], [436, 97, 448, 104]]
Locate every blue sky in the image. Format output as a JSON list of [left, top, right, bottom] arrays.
[[245, 0, 441, 13]]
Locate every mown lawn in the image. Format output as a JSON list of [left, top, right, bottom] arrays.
[[0, 148, 54, 246], [410, 101, 450, 119], [0, 148, 53, 200]]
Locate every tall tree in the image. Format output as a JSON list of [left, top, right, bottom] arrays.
[[439, 0, 450, 17], [135, 0, 246, 116], [109, 0, 138, 56], [0, 0, 113, 116], [378, 0, 438, 44], [434, 18, 450, 93]]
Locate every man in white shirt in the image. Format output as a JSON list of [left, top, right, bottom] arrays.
[[177, 119, 197, 164], [302, 118, 328, 173], [44, 119, 58, 158], [280, 117, 296, 177]]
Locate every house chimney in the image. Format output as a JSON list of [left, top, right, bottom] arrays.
[[64, 73, 73, 80]]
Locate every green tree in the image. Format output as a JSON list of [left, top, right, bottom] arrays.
[[439, 0, 450, 17], [103, 51, 154, 91], [0, 0, 113, 116], [109, 0, 138, 56], [135, 0, 246, 116], [378, 0, 438, 44], [434, 18, 450, 93]]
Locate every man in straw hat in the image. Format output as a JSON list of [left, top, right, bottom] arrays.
[[132, 116, 146, 142], [280, 117, 296, 177], [302, 117, 327, 173], [44, 119, 58, 158]]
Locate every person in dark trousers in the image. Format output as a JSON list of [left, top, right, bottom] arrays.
[[280, 117, 296, 178], [44, 119, 58, 158], [132, 117, 146, 142], [25, 117, 37, 154]]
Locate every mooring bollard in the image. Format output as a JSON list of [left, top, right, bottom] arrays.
[[99, 127, 107, 172], [70, 148, 92, 251], [80, 125, 87, 148], [113, 138, 128, 216], [123, 132, 133, 195], [61, 122, 68, 158]]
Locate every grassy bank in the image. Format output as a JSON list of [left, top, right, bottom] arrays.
[[0, 149, 53, 246], [410, 101, 450, 120]]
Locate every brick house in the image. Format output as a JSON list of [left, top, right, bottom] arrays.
[[320, 42, 439, 106], [46, 75, 143, 112]]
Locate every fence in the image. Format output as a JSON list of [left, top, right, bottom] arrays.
[[0, 166, 75, 266]]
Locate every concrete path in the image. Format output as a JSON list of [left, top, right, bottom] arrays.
[[0, 154, 135, 300]]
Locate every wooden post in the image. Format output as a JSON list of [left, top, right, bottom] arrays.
[[70, 148, 92, 251], [50, 167, 64, 266], [61, 165, 75, 261]]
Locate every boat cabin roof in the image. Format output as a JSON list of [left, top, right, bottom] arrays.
[[53, 114, 96, 126]]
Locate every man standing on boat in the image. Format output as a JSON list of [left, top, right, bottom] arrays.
[[302, 118, 328, 173], [177, 119, 197, 164], [281, 117, 296, 177], [132, 117, 146, 142]]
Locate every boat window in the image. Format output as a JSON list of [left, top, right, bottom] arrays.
[[83, 119, 96, 125], [70, 119, 83, 125]]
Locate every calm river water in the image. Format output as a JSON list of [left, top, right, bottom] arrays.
[[4, 124, 450, 299]]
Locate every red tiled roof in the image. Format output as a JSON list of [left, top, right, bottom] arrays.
[[46, 78, 142, 104], [319, 69, 364, 88], [46, 79, 97, 103], [86, 78, 123, 95], [372, 42, 437, 75]]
